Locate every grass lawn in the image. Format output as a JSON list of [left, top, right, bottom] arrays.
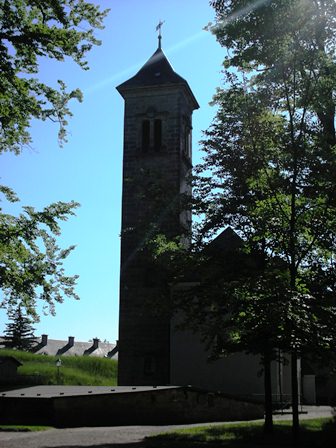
[[0, 348, 117, 386], [145, 418, 336, 447], [0, 425, 52, 432]]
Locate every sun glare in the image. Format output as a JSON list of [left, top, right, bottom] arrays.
[[87, 0, 272, 95]]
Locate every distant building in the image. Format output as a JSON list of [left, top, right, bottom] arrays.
[[0, 356, 22, 379], [0, 335, 118, 359]]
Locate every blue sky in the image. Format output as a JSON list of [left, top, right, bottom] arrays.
[[0, 0, 225, 343]]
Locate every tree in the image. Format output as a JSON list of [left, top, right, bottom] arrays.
[[0, 0, 109, 153], [188, 0, 336, 439], [149, 225, 293, 434], [0, 186, 80, 320], [0, 1, 109, 317], [158, 225, 293, 433], [3, 305, 36, 350]]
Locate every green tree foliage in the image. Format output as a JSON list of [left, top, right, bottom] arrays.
[[3, 306, 36, 350], [0, 1, 108, 318], [165, 232, 291, 433], [0, 186, 79, 320], [183, 0, 336, 437], [0, 0, 109, 153]]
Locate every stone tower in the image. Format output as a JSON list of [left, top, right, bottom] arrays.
[[116, 39, 199, 385]]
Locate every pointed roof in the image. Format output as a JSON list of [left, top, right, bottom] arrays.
[[117, 48, 199, 109], [206, 227, 243, 254], [0, 355, 22, 366]]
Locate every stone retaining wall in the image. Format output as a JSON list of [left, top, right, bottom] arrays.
[[0, 386, 264, 427]]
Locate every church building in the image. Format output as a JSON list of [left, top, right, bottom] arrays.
[[116, 32, 323, 407], [116, 32, 198, 386]]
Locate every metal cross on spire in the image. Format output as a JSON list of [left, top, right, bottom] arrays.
[[156, 20, 165, 49]]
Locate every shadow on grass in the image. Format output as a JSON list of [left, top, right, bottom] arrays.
[[145, 418, 336, 447], [49, 445, 144, 448]]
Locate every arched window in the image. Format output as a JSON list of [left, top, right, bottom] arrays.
[[142, 120, 150, 151], [140, 117, 164, 152], [154, 119, 162, 151], [184, 126, 191, 158]]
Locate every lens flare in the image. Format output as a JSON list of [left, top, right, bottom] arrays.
[[86, 0, 272, 95], [209, 0, 272, 33]]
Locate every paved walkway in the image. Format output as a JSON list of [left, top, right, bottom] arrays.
[[0, 406, 333, 448]]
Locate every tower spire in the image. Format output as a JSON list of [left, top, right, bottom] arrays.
[[156, 20, 165, 49]]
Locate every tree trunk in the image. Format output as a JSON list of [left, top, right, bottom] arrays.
[[291, 350, 299, 444], [278, 349, 283, 411], [315, 8, 336, 149], [264, 350, 273, 434]]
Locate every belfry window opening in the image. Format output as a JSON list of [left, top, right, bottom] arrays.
[[142, 120, 150, 151], [154, 119, 162, 151], [141, 118, 163, 151]]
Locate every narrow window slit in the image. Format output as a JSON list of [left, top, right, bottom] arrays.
[[142, 120, 150, 151], [154, 119, 162, 151]]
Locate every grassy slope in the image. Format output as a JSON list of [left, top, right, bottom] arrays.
[[0, 349, 117, 386], [0, 425, 52, 432], [146, 418, 336, 447]]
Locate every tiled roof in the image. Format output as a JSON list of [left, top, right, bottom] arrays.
[[0, 337, 118, 359], [117, 48, 187, 89], [116, 47, 199, 109]]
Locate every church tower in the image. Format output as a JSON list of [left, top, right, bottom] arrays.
[[116, 35, 199, 385]]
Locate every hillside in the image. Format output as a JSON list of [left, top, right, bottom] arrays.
[[0, 349, 117, 386]]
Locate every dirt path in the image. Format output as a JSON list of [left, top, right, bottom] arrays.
[[0, 423, 223, 448], [0, 406, 333, 448]]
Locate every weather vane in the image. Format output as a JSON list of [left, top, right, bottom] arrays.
[[156, 20, 165, 49]]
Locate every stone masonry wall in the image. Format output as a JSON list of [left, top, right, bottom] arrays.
[[118, 84, 195, 386]]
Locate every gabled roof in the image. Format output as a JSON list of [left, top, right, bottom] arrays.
[[0, 356, 22, 366], [206, 227, 243, 254], [116, 47, 199, 109]]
